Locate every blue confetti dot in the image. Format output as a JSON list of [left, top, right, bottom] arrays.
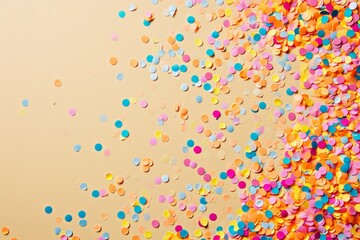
[[73, 144, 81, 152]]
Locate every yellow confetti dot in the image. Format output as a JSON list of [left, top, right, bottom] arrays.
[[211, 97, 219, 104], [105, 173, 113, 181], [194, 229, 202, 237], [274, 99, 282, 106], [355, 204, 360, 212], [144, 231, 152, 239], [194, 38, 203, 47], [155, 130, 162, 139]]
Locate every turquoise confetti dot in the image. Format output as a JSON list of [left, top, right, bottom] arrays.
[[318, 30, 325, 38], [180, 230, 189, 238], [191, 75, 199, 83], [259, 102, 267, 109], [92, 190, 100, 198], [64, 214, 73, 222], [115, 120, 123, 128], [122, 99, 130, 107], [134, 205, 142, 213], [117, 211, 125, 219], [305, 52, 313, 59], [187, 16, 195, 23], [259, 28, 267, 35], [315, 201, 323, 209], [187, 139, 195, 147], [203, 83, 212, 91], [121, 129, 130, 138], [242, 205, 249, 212], [118, 10, 126, 18], [250, 132, 258, 141], [139, 196, 147, 205], [94, 143, 103, 151], [45, 206, 53, 214], [143, 20, 150, 26], [179, 65, 187, 72], [234, 63, 243, 71], [78, 210, 86, 218], [327, 206, 335, 214], [206, 49, 215, 57], [319, 105, 328, 113], [325, 172, 333, 180], [253, 33, 261, 41], [344, 183, 352, 192], [176, 34, 184, 41], [211, 31, 219, 38]]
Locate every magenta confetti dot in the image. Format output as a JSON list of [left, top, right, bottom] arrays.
[[209, 213, 217, 221], [175, 225, 183, 232], [193, 146, 202, 154], [227, 169, 236, 178], [238, 181, 246, 189], [212, 110, 221, 119]]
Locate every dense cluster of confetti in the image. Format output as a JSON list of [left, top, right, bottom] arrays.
[[5, 0, 359, 239]]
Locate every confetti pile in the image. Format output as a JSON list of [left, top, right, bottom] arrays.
[[6, 0, 360, 239]]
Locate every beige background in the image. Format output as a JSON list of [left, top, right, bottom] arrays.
[[0, 0, 301, 239]]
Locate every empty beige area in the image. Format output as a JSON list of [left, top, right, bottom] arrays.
[[0, 0, 303, 239]]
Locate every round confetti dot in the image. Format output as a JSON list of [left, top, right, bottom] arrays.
[[115, 120, 123, 128], [64, 214, 73, 222], [68, 108, 77, 116], [54, 79, 62, 87], [79, 219, 87, 227], [21, 99, 29, 107], [94, 143, 103, 151], [44, 206, 53, 214], [118, 10, 126, 18], [78, 210, 86, 218], [73, 144, 81, 152], [193, 146, 202, 154]]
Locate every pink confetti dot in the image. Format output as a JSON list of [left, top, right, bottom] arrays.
[[182, 54, 190, 62], [158, 195, 166, 203], [288, 112, 296, 121], [139, 100, 148, 108], [151, 220, 160, 228], [68, 108, 77, 116], [183, 158, 191, 167], [189, 161, 197, 169], [203, 173, 211, 182], [154, 177, 162, 185], [179, 203, 186, 211], [197, 167, 205, 175], [104, 148, 111, 156], [150, 138, 157, 146]]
